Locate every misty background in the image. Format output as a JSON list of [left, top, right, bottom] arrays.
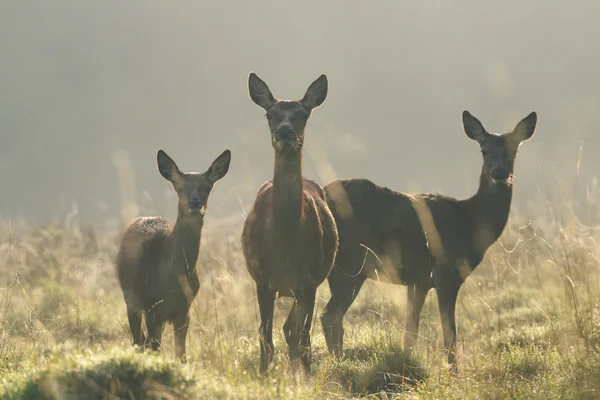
[[1, 0, 598, 230]]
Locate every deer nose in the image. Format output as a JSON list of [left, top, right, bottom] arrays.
[[491, 168, 509, 181], [275, 126, 295, 141], [188, 199, 203, 209]]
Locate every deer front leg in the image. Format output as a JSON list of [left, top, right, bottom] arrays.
[[284, 287, 316, 375], [145, 309, 167, 353], [126, 306, 146, 349], [174, 312, 190, 362], [321, 266, 366, 358], [404, 284, 429, 351], [434, 269, 461, 371], [256, 283, 275, 374]]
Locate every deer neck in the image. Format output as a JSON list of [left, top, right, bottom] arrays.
[[272, 149, 304, 235], [169, 212, 203, 283], [466, 168, 513, 255]]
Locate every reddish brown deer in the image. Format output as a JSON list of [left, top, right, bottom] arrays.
[[116, 149, 231, 361], [242, 73, 339, 374], [321, 111, 537, 369]]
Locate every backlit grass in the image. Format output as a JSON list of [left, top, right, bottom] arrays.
[[0, 200, 599, 399]]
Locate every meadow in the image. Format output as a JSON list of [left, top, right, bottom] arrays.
[[0, 186, 599, 399]]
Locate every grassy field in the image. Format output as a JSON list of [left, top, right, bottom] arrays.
[[1, 196, 599, 399]]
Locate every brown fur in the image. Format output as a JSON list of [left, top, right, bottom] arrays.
[[116, 149, 231, 361], [321, 111, 537, 369], [242, 73, 338, 374]]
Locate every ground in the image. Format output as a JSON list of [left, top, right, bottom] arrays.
[[0, 202, 599, 399]]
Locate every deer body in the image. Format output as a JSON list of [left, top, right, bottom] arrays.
[[326, 176, 511, 286], [245, 176, 335, 293], [117, 215, 202, 319], [242, 73, 338, 374], [321, 111, 537, 368], [116, 149, 231, 361]]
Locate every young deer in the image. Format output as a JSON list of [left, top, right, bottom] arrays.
[[116, 149, 231, 361], [242, 73, 339, 374], [321, 111, 537, 368]]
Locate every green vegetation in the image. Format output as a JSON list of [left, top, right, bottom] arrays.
[[0, 201, 599, 398]]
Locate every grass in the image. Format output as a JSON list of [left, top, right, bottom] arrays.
[[0, 196, 599, 399]]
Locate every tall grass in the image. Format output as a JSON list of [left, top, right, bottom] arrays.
[[0, 181, 598, 399]]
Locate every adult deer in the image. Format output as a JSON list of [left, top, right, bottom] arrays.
[[242, 73, 338, 374], [116, 149, 231, 361], [321, 111, 537, 368]]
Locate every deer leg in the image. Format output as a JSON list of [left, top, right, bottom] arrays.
[[434, 271, 461, 369], [299, 289, 316, 373], [320, 268, 366, 358], [284, 287, 316, 375], [404, 284, 429, 351], [126, 307, 145, 349], [173, 312, 190, 362], [257, 283, 275, 374], [145, 309, 166, 352]]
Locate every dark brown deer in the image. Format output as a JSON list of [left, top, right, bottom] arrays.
[[242, 73, 339, 374], [321, 111, 537, 368], [116, 149, 231, 361]]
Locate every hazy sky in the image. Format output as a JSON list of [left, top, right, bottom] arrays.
[[1, 1, 598, 228]]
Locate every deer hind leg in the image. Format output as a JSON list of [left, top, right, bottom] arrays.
[[404, 284, 430, 351], [257, 283, 275, 374], [434, 270, 461, 371], [284, 287, 316, 375], [320, 266, 366, 358], [145, 309, 167, 352], [173, 312, 190, 362], [127, 307, 146, 349]]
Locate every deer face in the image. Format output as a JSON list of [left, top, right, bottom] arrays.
[[157, 149, 231, 216], [463, 111, 537, 185], [248, 73, 328, 153]]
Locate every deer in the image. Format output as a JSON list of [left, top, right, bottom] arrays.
[[242, 73, 339, 375], [320, 111, 537, 370], [115, 149, 231, 361]]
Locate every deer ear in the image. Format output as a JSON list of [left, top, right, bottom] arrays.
[[510, 112, 537, 143], [206, 149, 231, 184], [301, 74, 328, 110], [157, 150, 182, 183], [248, 73, 275, 110], [462, 110, 488, 143]]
